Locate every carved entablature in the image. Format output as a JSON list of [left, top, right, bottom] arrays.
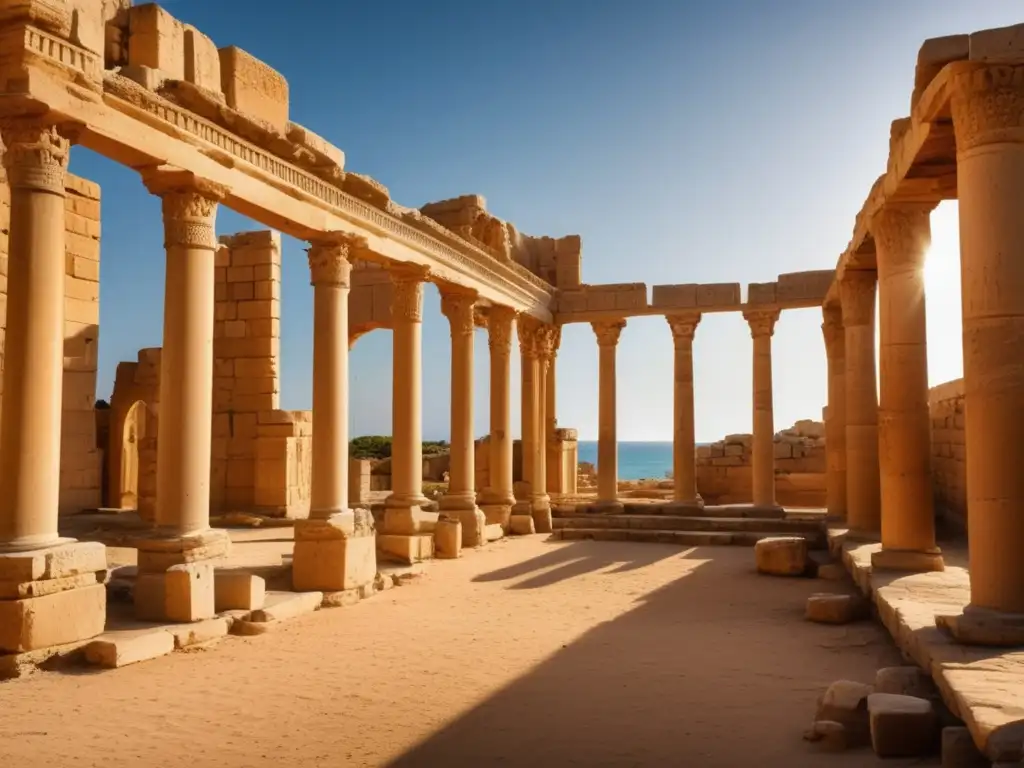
[[949, 62, 1024, 153], [591, 319, 626, 348], [666, 313, 701, 347], [869, 205, 933, 271], [440, 291, 477, 337], [743, 309, 780, 339]]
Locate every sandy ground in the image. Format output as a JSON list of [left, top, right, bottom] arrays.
[[0, 538, 940, 768]]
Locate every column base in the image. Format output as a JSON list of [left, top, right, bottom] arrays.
[[434, 516, 462, 559], [0, 541, 108, 653], [871, 547, 944, 573], [844, 527, 881, 543], [383, 497, 438, 535], [378, 534, 434, 564], [292, 510, 377, 592], [508, 514, 536, 536], [586, 499, 625, 515], [531, 495, 552, 534], [438, 495, 486, 548], [480, 503, 513, 532], [936, 605, 1024, 648], [132, 528, 230, 623]]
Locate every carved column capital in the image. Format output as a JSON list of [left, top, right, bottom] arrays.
[[666, 313, 701, 347], [869, 205, 933, 272], [821, 305, 845, 356], [536, 324, 560, 363], [743, 309, 780, 339], [838, 269, 877, 327], [518, 316, 540, 359], [592, 319, 626, 348], [142, 170, 229, 250], [308, 233, 365, 288], [1, 121, 73, 194], [389, 264, 429, 323], [488, 306, 515, 355], [949, 62, 1024, 153], [440, 290, 477, 337]]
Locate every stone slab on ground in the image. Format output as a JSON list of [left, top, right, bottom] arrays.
[[830, 529, 1024, 763], [867, 692, 939, 757], [167, 617, 230, 649], [0, 638, 94, 680], [249, 590, 322, 623], [84, 628, 175, 668]]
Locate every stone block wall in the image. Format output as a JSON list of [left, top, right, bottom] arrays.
[[253, 410, 311, 518], [107, 349, 161, 517], [929, 378, 966, 527], [695, 420, 827, 507], [0, 171, 103, 515]]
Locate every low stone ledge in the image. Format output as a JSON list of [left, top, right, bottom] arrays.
[[828, 529, 1024, 763]]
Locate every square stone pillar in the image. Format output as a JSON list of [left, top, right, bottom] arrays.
[[743, 309, 782, 513], [591, 320, 626, 512], [0, 122, 106, 653]]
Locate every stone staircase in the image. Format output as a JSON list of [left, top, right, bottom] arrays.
[[551, 505, 827, 549]]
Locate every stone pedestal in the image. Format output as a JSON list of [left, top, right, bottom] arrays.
[[480, 307, 516, 531], [840, 269, 881, 540], [744, 309, 783, 512], [133, 529, 229, 623], [822, 306, 848, 522], [667, 314, 703, 507], [592, 320, 625, 506], [0, 123, 108, 651], [292, 511, 376, 592], [871, 205, 943, 573]]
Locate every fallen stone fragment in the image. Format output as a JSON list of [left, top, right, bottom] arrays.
[[84, 630, 175, 669], [941, 726, 987, 768], [167, 617, 229, 649], [868, 692, 939, 758], [803, 720, 847, 752], [815, 680, 873, 747], [805, 593, 870, 624], [816, 562, 847, 581], [754, 536, 809, 576], [875, 666, 938, 700]]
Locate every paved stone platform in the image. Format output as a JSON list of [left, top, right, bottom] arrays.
[[829, 530, 1024, 763]]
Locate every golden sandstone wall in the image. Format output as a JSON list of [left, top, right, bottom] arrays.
[[0, 170, 102, 516], [929, 379, 966, 528]]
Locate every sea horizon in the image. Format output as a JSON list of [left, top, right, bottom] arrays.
[[575, 440, 712, 481]]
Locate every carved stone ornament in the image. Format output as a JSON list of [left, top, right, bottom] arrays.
[[839, 269, 877, 327], [517, 316, 540, 359], [440, 292, 477, 337], [870, 205, 932, 272], [142, 171, 229, 250], [821, 305, 846, 356], [487, 306, 515, 355], [308, 233, 364, 287], [592, 319, 626, 348], [743, 309, 780, 339], [535, 325, 560, 362], [390, 266, 428, 323], [666, 313, 701, 346], [949, 62, 1024, 153], [1, 122, 71, 194]]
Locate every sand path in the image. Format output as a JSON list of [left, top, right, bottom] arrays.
[[0, 539, 938, 767]]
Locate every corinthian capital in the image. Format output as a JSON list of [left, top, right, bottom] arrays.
[[666, 313, 701, 346], [821, 304, 845, 356], [949, 62, 1024, 153], [389, 264, 429, 323], [743, 308, 780, 339], [308, 232, 365, 287], [1, 121, 73, 194], [536, 324, 561, 362], [838, 269, 877, 327], [488, 306, 515, 356], [517, 316, 540, 359], [869, 205, 933, 272], [440, 290, 477, 337], [142, 169, 229, 250], [592, 319, 626, 348]]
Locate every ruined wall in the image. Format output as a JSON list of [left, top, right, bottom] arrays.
[[695, 420, 827, 507], [929, 378, 965, 528], [0, 171, 103, 515]]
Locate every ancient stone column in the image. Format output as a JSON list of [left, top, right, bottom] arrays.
[[936, 62, 1024, 640], [821, 305, 847, 523], [0, 122, 107, 653], [592, 320, 626, 510], [380, 265, 435, 563], [532, 326, 556, 532], [134, 169, 230, 622], [870, 205, 943, 573], [667, 313, 702, 509], [439, 290, 486, 547], [744, 309, 782, 511], [840, 269, 881, 539], [545, 327, 562, 494], [511, 318, 539, 533], [480, 307, 516, 530], [292, 234, 376, 592]]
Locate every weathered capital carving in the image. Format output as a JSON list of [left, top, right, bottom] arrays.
[[1, 121, 72, 194], [440, 291, 477, 337], [535, 324, 561, 363], [143, 170, 229, 250], [666, 313, 701, 346], [838, 269, 877, 327], [592, 319, 626, 348], [821, 305, 845, 357], [870, 205, 932, 273], [487, 306, 515, 356], [308, 233, 364, 288], [743, 309, 780, 339], [389, 265, 428, 323], [949, 62, 1024, 153], [517, 316, 540, 360]]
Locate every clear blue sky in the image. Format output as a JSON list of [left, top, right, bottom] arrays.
[[74, 1, 1021, 443]]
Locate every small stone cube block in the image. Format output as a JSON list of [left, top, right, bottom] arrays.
[[214, 571, 265, 612]]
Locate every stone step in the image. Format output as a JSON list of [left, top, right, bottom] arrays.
[[552, 527, 827, 548], [553, 514, 823, 534], [552, 502, 814, 520]]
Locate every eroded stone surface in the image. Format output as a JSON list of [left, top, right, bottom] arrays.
[[868, 693, 939, 758], [815, 680, 873, 748], [805, 593, 869, 624], [754, 536, 808, 576]]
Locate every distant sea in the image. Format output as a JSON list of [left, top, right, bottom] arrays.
[[577, 441, 687, 481]]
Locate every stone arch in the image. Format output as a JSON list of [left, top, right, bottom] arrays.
[[116, 400, 146, 509]]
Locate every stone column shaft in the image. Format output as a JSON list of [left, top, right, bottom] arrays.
[[520, 342, 534, 486], [545, 332, 561, 494], [0, 123, 71, 551], [592, 320, 625, 508], [840, 269, 881, 537], [440, 292, 477, 504], [667, 314, 702, 507], [822, 305, 847, 522], [484, 308, 515, 516], [871, 205, 942, 571], [744, 309, 780, 510], [531, 325, 556, 531]]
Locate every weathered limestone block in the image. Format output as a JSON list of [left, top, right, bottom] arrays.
[[0, 583, 106, 653], [84, 629, 175, 669], [218, 46, 289, 132], [775, 270, 834, 303], [0, 0, 72, 38], [914, 35, 969, 105], [875, 666, 938, 701], [747, 281, 776, 305], [868, 693, 939, 758], [803, 720, 848, 753], [805, 593, 869, 624], [455, 508, 486, 549], [697, 283, 741, 306], [378, 534, 433, 565], [134, 562, 216, 623], [652, 283, 698, 309], [250, 591, 322, 623], [434, 517, 462, 559], [168, 617, 229, 649], [286, 122, 345, 172], [969, 23, 1024, 62], [292, 511, 377, 592], [183, 24, 221, 94], [815, 680, 873, 748], [214, 571, 265, 612], [509, 514, 536, 536], [128, 3, 185, 80], [941, 726, 988, 768], [342, 173, 389, 209], [816, 562, 847, 581], [0, 571, 100, 599], [754, 536, 808, 576]]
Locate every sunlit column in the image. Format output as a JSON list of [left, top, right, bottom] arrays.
[[743, 309, 781, 510], [545, 327, 562, 494], [592, 319, 626, 508], [480, 307, 516, 529], [821, 305, 847, 522], [666, 313, 702, 508], [532, 326, 555, 531]]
